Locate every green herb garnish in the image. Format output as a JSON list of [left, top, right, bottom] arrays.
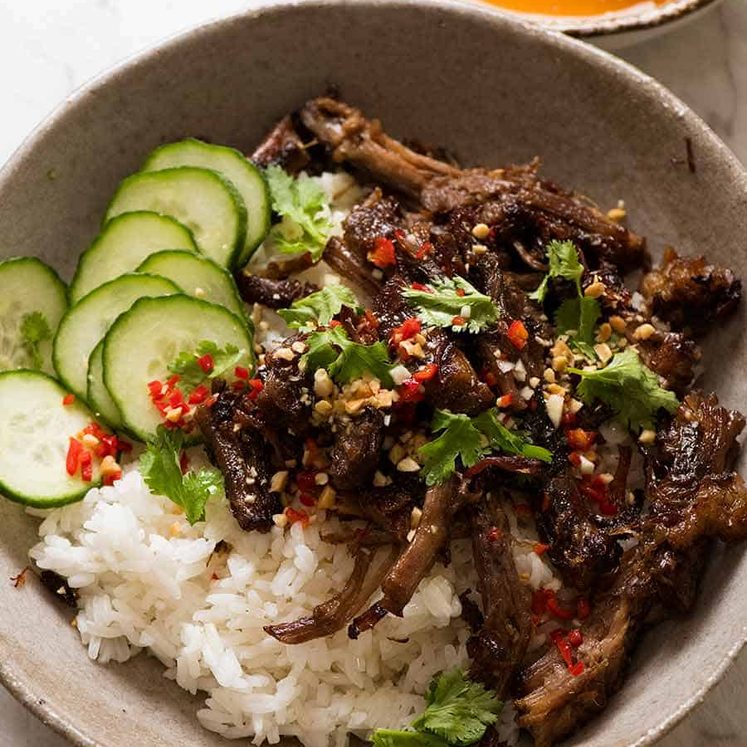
[[569, 348, 679, 431], [370, 669, 501, 747], [20, 311, 52, 370], [418, 409, 550, 486], [278, 285, 361, 330], [265, 165, 333, 261], [140, 426, 223, 524], [403, 276, 499, 333], [530, 240, 600, 349], [302, 325, 393, 386], [168, 340, 249, 389]]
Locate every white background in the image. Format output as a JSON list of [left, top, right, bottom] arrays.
[[1, 1, 747, 745]]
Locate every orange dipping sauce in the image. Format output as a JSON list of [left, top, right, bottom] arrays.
[[479, 0, 668, 16]]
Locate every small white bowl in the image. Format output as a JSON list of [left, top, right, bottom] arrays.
[[473, 0, 723, 48]]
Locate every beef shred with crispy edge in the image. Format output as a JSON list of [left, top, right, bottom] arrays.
[[194, 96, 746, 747]]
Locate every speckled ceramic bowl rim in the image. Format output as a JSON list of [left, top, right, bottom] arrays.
[[494, 0, 721, 37], [1, 1, 746, 744]]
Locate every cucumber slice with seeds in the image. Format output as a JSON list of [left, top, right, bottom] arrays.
[[70, 211, 196, 303], [0, 257, 67, 375], [53, 273, 180, 401], [87, 340, 123, 429], [137, 249, 247, 321], [103, 295, 253, 442], [0, 371, 103, 506], [105, 167, 247, 268], [142, 139, 270, 266]]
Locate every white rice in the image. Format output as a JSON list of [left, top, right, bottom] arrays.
[[29, 471, 517, 746]]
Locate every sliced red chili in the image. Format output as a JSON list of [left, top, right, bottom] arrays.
[[80, 451, 93, 483], [296, 471, 318, 493], [247, 379, 263, 399], [285, 507, 310, 527], [413, 364, 438, 383], [414, 241, 433, 260], [507, 319, 529, 350], [410, 282, 430, 292], [451, 315, 466, 326], [545, 590, 575, 620], [234, 366, 249, 380], [188, 384, 210, 405], [62, 394, 75, 406], [197, 354, 214, 373], [497, 393, 514, 408], [368, 237, 396, 268], [533, 542, 550, 556], [397, 379, 425, 404], [567, 629, 584, 647], [66, 437, 82, 477]]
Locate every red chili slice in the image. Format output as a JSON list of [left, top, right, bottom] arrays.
[[197, 354, 214, 373], [66, 437, 82, 477], [80, 451, 93, 482], [235, 366, 249, 380], [507, 319, 529, 350], [397, 379, 425, 404], [62, 394, 75, 406], [413, 364, 438, 383], [368, 237, 396, 268]]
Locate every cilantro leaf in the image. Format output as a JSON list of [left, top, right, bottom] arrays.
[[403, 276, 499, 333], [418, 411, 486, 486], [472, 410, 552, 463], [140, 426, 223, 524], [529, 240, 585, 302], [20, 311, 52, 370], [413, 669, 501, 745], [265, 165, 334, 261], [370, 669, 501, 747], [569, 348, 679, 431], [168, 341, 249, 389], [278, 285, 361, 330], [302, 326, 393, 386], [554, 296, 601, 347]]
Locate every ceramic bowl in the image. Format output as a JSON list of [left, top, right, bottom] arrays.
[[473, 0, 724, 49], [1, 1, 746, 745]]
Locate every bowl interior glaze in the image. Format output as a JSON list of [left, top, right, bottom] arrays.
[[1, 2, 746, 746]]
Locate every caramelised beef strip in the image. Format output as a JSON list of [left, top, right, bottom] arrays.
[[640, 247, 741, 334], [196, 389, 280, 533], [535, 473, 622, 590], [264, 544, 400, 644], [300, 96, 459, 199], [235, 271, 318, 309], [300, 96, 645, 270], [324, 236, 382, 299], [467, 493, 533, 697], [349, 476, 478, 637], [251, 114, 311, 174], [516, 392, 747, 747], [328, 406, 386, 490], [343, 188, 403, 258]]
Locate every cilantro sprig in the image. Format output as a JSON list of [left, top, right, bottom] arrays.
[[20, 311, 52, 370], [418, 409, 551, 486], [302, 325, 394, 386], [168, 341, 249, 389], [569, 348, 679, 431], [265, 166, 334, 261], [403, 276, 498, 333], [530, 240, 600, 352], [278, 285, 361, 330], [140, 426, 223, 524], [371, 669, 501, 747]]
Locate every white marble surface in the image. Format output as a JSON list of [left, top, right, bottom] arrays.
[[1, 0, 747, 745]]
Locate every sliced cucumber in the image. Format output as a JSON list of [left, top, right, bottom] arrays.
[[0, 371, 103, 506], [136, 249, 246, 321], [53, 273, 180, 401], [0, 257, 67, 375], [87, 340, 122, 429], [142, 139, 270, 266], [70, 211, 196, 303], [103, 295, 253, 442], [104, 167, 247, 269]]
